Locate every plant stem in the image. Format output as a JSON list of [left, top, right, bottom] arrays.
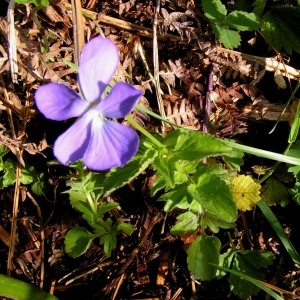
[[86, 192, 97, 216], [126, 114, 165, 148]]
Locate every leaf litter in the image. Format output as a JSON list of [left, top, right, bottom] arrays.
[[0, 0, 300, 299]]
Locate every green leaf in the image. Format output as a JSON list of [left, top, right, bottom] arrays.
[[72, 200, 96, 227], [65, 227, 96, 258], [222, 149, 244, 171], [202, 211, 236, 233], [1, 159, 16, 188], [188, 173, 237, 223], [262, 7, 300, 54], [30, 172, 46, 196], [224, 11, 262, 30], [252, 0, 266, 16], [217, 249, 236, 278], [159, 182, 192, 212], [0, 274, 59, 300], [165, 129, 232, 161], [187, 235, 221, 281], [170, 211, 199, 235], [215, 264, 284, 300], [212, 25, 241, 49], [260, 177, 289, 206], [20, 165, 35, 185], [230, 250, 275, 299], [103, 140, 157, 196], [174, 160, 197, 184], [64, 60, 78, 72], [15, 0, 49, 5], [97, 202, 119, 219], [202, 0, 227, 23], [153, 154, 175, 188], [0, 144, 9, 159], [100, 233, 117, 256], [117, 222, 134, 235]]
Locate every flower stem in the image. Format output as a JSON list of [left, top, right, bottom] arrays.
[[126, 115, 165, 148]]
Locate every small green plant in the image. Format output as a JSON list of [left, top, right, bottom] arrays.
[[201, 0, 300, 53], [63, 119, 300, 298], [202, 0, 262, 49], [0, 145, 44, 194], [63, 161, 134, 257]]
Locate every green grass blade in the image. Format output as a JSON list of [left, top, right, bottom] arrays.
[[257, 201, 300, 264], [212, 264, 284, 300], [0, 274, 59, 300]]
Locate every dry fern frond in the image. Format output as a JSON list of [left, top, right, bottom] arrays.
[[163, 96, 200, 130], [208, 49, 258, 79]]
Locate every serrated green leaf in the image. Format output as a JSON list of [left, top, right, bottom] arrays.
[[65, 227, 96, 258], [1, 160, 16, 188], [103, 143, 157, 196], [72, 201, 95, 227], [117, 222, 134, 235], [100, 233, 117, 256], [230, 250, 275, 299], [187, 235, 221, 281], [151, 175, 168, 196], [170, 211, 199, 235], [97, 202, 119, 219], [188, 173, 237, 223], [159, 183, 192, 212], [202, 211, 236, 233], [262, 7, 300, 54], [20, 165, 35, 185], [202, 0, 227, 23], [213, 25, 241, 49], [224, 11, 262, 30], [174, 160, 197, 184], [153, 154, 175, 188], [165, 129, 232, 161]]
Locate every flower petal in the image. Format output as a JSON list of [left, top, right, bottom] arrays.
[[83, 120, 139, 170], [53, 115, 92, 165], [35, 83, 88, 121], [96, 82, 142, 118], [78, 37, 119, 103]]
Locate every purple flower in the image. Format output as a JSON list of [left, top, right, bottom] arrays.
[[35, 37, 142, 170]]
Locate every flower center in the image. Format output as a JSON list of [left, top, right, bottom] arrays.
[[88, 109, 106, 126]]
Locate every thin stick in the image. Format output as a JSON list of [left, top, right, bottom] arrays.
[[26, 192, 45, 289], [203, 65, 213, 133], [71, 0, 85, 65], [7, 164, 21, 276], [153, 0, 166, 133], [7, 0, 18, 83]]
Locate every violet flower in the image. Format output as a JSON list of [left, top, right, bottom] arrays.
[[35, 37, 142, 170]]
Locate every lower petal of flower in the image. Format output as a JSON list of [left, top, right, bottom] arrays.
[[53, 115, 92, 165], [83, 120, 139, 170]]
